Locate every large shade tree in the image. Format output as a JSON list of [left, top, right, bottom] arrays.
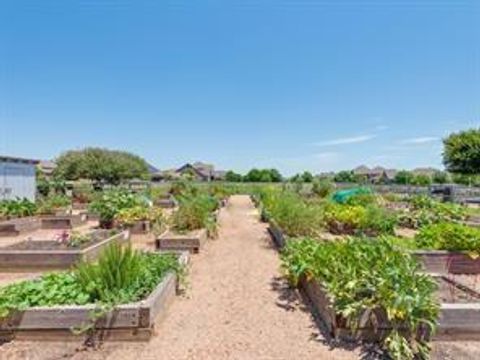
[[54, 148, 150, 184], [443, 129, 480, 175]]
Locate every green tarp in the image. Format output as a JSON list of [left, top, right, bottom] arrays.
[[332, 187, 372, 204]]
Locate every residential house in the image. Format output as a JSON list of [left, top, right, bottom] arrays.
[[152, 162, 226, 182], [352, 165, 397, 184]]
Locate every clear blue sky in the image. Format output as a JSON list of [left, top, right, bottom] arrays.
[[1, 1, 479, 176]]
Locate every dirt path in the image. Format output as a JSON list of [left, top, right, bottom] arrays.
[[2, 195, 478, 359]]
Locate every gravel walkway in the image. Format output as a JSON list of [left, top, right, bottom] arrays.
[[1, 195, 479, 359]]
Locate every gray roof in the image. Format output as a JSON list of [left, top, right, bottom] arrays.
[[0, 155, 39, 165]]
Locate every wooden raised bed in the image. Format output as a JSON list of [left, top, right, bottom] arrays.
[[156, 229, 207, 254], [300, 274, 480, 342], [154, 196, 177, 209], [126, 220, 151, 235], [413, 250, 480, 275], [0, 230, 130, 269], [0, 217, 41, 237], [268, 223, 287, 249], [0, 252, 189, 341], [40, 214, 88, 230]]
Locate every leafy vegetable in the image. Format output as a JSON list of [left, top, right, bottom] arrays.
[[415, 222, 480, 256], [281, 237, 439, 360], [0, 198, 37, 218], [89, 189, 140, 228], [0, 245, 182, 317]]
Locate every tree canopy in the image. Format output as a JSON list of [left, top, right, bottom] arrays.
[[333, 170, 355, 183], [54, 148, 150, 184], [225, 170, 243, 182], [443, 128, 480, 175], [243, 168, 283, 182], [394, 170, 414, 185]]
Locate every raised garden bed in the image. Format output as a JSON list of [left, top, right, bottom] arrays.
[[125, 220, 151, 235], [154, 196, 177, 209], [72, 202, 89, 211], [156, 229, 207, 253], [0, 230, 130, 269], [300, 274, 480, 342], [40, 214, 88, 230], [268, 223, 287, 249], [413, 250, 480, 275], [0, 217, 41, 237], [0, 252, 189, 342]]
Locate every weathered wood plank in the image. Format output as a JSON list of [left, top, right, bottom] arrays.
[[40, 214, 88, 230], [0, 230, 130, 269], [156, 229, 207, 253], [0, 252, 188, 341], [413, 250, 480, 274]]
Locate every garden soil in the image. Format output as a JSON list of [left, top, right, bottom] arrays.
[[1, 196, 480, 360]]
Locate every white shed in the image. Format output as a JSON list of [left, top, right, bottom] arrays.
[[0, 156, 38, 202]]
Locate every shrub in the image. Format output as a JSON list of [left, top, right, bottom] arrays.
[[415, 222, 480, 256], [311, 179, 334, 198], [281, 237, 439, 360]]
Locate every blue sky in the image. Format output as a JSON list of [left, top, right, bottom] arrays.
[[1, 1, 479, 176]]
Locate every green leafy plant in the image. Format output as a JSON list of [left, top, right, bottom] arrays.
[[0, 244, 182, 318], [89, 189, 140, 228], [345, 193, 379, 207], [281, 237, 439, 360], [171, 193, 218, 237], [259, 189, 323, 237], [398, 196, 467, 229], [311, 179, 334, 198], [415, 222, 480, 256], [36, 194, 71, 215], [0, 198, 37, 218], [115, 206, 163, 225], [324, 203, 396, 236]]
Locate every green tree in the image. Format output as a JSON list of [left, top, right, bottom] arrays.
[[334, 170, 355, 183], [225, 170, 243, 182], [412, 174, 432, 186], [301, 171, 314, 183], [394, 170, 414, 185], [443, 128, 480, 175], [289, 174, 302, 182], [54, 148, 149, 185], [244, 168, 262, 182], [269, 168, 283, 182], [432, 171, 449, 184], [243, 168, 282, 183]]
